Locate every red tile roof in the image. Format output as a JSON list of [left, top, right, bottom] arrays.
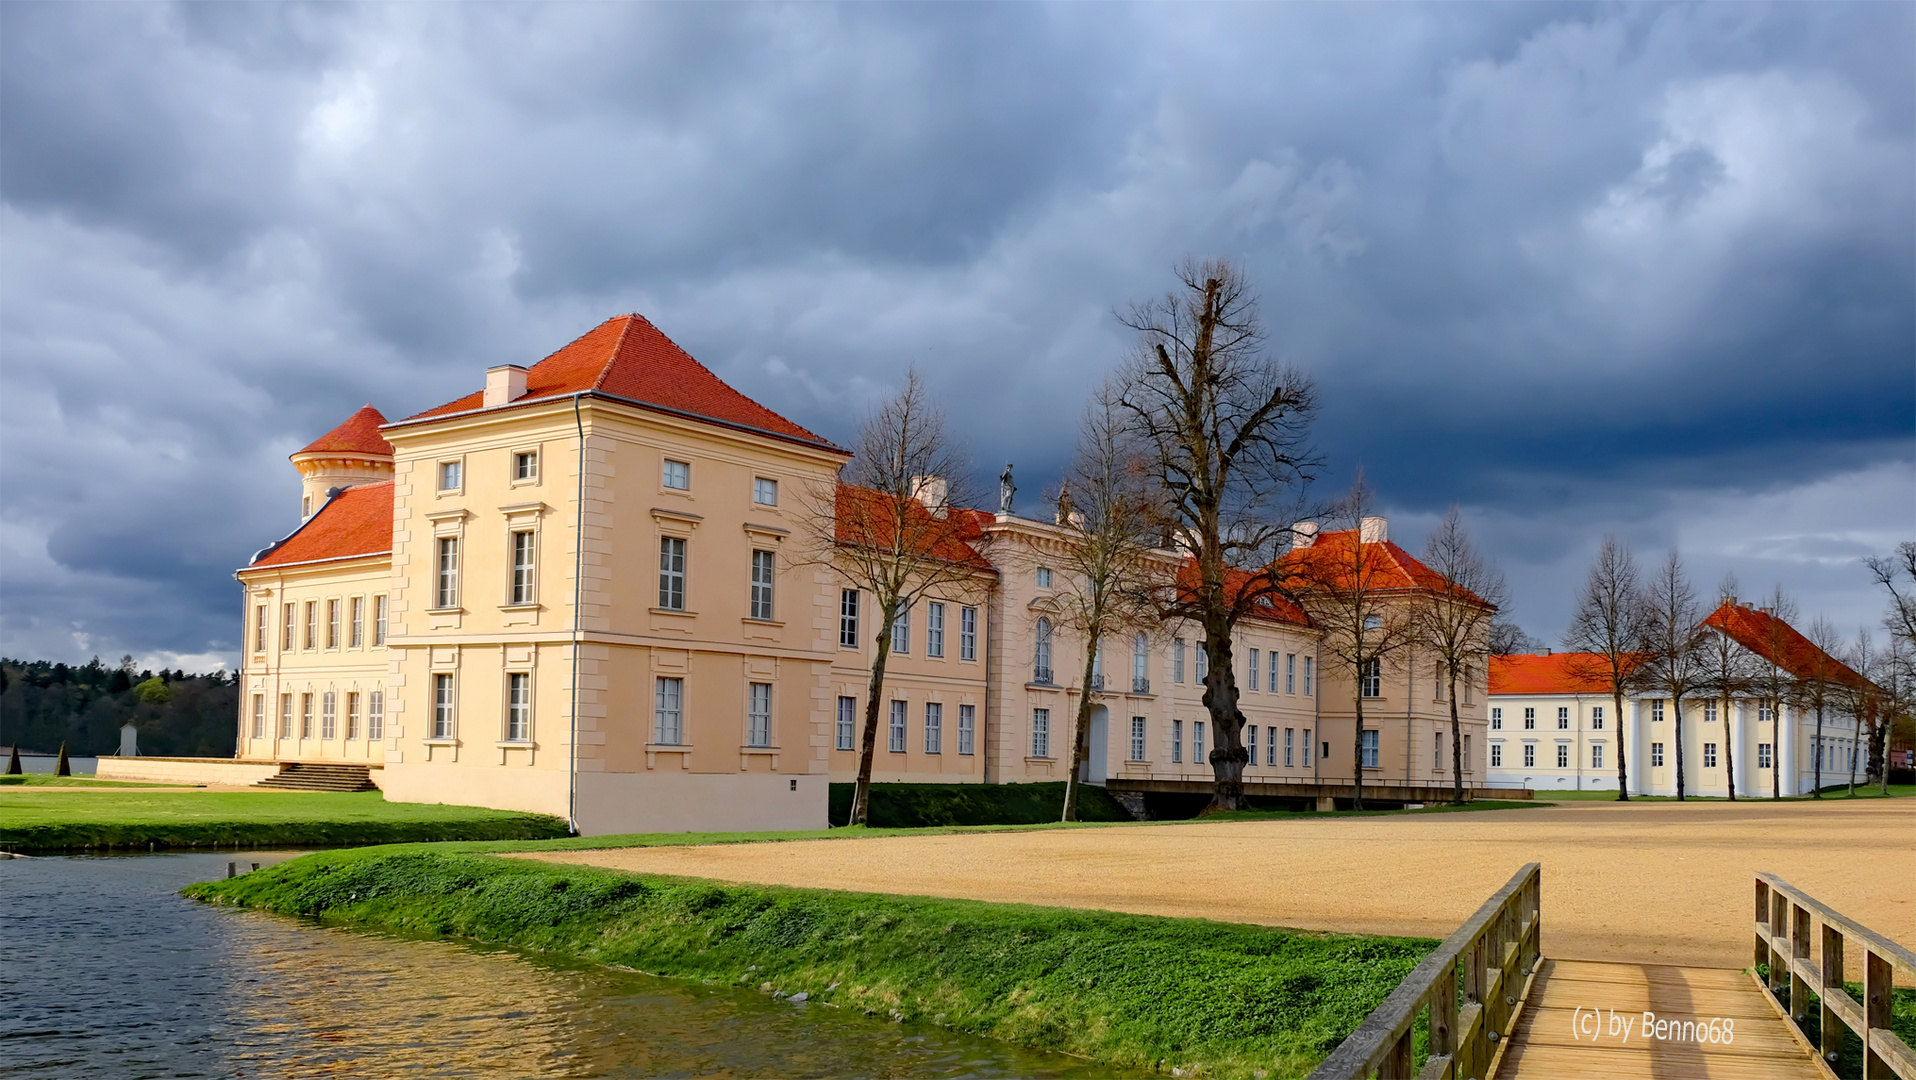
[[1279, 529, 1490, 603], [296, 405, 393, 458], [397, 314, 838, 450], [1490, 653, 1637, 695], [246, 482, 394, 569], [834, 484, 995, 572], [1173, 560, 1314, 628], [1702, 602, 1870, 689]]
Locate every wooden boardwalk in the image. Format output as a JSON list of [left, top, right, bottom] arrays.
[[1494, 959, 1826, 1080]]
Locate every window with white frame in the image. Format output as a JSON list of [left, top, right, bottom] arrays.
[[654, 678, 684, 744], [368, 690, 384, 741], [1523, 707, 1536, 730], [1362, 728, 1379, 769], [1173, 638, 1185, 683], [1463, 733, 1471, 770], [1522, 743, 1535, 768], [1703, 742, 1717, 768], [1247, 648, 1260, 692], [1557, 707, 1570, 730], [1130, 716, 1146, 761], [891, 603, 910, 654], [1704, 700, 1717, 723], [439, 460, 462, 491], [1247, 725, 1258, 765], [658, 537, 686, 610], [512, 531, 537, 605], [1302, 656, 1313, 696], [840, 590, 859, 647], [1759, 702, 1774, 724], [1650, 742, 1664, 767], [304, 601, 318, 648], [960, 607, 977, 661], [279, 693, 293, 738], [432, 676, 454, 739], [251, 694, 265, 739], [889, 700, 907, 753], [1652, 700, 1665, 722], [1032, 708, 1050, 758], [1195, 645, 1207, 681], [345, 692, 360, 740], [1268, 655, 1279, 693], [1284, 727, 1294, 767], [750, 550, 775, 620], [1266, 727, 1276, 766], [282, 603, 295, 650], [436, 538, 460, 608], [350, 597, 364, 648], [1285, 653, 1296, 694], [1360, 658, 1381, 698], [321, 692, 337, 739], [374, 596, 387, 646], [662, 459, 690, 490], [747, 683, 772, 747], [507, 674, 531, 741], [1591, 743, 1603, 768], [1491, 743, 1503, 767], [1172, 719, 1183, 763], [924, 702, 942, 754], [1193, 720, 1206, 763], [1304, 733, 1313, 767], [1132, 633, 1148, 690], [1034, 618, 1053, 683], [836, 696, 856, 751], [926, 602, 945, 657], [254, 605, 268, 654], [1364, 613, 1382, 630], [1556, 744, 1569, 768], [1491, 707, 1503, 730], [753, 477, 778, 505], [1591, 706, 1604, 730], [958, 704, 975, 755], [326, 598, 341, 647], [301, 693, 315, 738], [1758, 742, 1772, 768], [1435, 730, 1443, 768], [1036, 566, 1052, 588], [514, 451, 538, 481]]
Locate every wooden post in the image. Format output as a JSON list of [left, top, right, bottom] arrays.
[[1382, 1029, 1413, 1079], [1755, 880, 1771, 972], [1822, 922, 1845, 1069], [1865, 950, 1892, 1080], [1790, 903, 1811, 1022], [1431, 959, 1457, 1063], [1771, 892, 1790, 996]]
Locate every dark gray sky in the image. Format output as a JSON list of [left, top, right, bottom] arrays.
[[3, 2, 1911, 671]]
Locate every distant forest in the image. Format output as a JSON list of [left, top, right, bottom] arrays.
[[1, 656, 238, 757]]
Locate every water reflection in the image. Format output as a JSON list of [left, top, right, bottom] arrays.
[[4, 853, 1133, 1078]]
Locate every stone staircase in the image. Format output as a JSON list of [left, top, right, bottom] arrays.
[[253, 763, 378, 793]]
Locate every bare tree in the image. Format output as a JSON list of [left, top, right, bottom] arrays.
[[1876, 637, 1914, 796], [1289, 472, 1417, 810], [1114, 258, 1318, 811], [1488, 621, 1543, 656], [1413, 507, 1504, 804], [1839, 629, 1881, 797], [1864, 541, 1916, 652], [1638, 549, 1704, 800], [1698, 573, 1753, 800], [1048, 388, 1163, 821], [1747, 583, 1801, 800], [1561, 535, 1649, 800], [808, 369, 992, 826], [1798, 616, 1847, 799]]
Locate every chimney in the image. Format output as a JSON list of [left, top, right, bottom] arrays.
[[1360, 516, 1388, 544], [1722, 594, 1738, 608], [484, 365, 529, 408], [1291, 521, 1319, 549], [911, 475, 948, 518]]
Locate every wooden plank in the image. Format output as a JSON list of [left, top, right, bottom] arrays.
[[1497, 1041, 1825, 1080], [1760, 873, 1916, 983]]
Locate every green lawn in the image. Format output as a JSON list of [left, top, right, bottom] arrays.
[[0, 774, 195, 788], [1534, 786, 1914, 801], [0, 788, 569, 851]]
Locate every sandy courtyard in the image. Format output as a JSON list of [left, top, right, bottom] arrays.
[[513, 799, 1916, 971]]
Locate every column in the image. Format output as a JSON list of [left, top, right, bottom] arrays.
[[1627, 697, 1643, 797], [1778, 703, 1796, 796]]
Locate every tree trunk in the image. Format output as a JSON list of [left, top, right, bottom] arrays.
[[848, 607, 897, 827], [1200, 632, 1248, 811], [1613, 688, 1629, 801], [1062, 644, 1100, 822], [1352, 691, 1366, 812], [1673, 693, 1685, 800], [1874, 711, 1890, 796], [1447, 673, 1464, 805], [1723, 693, 1736, 801], [1813, 703, 1824, 798], [1848, 715, 1859, 797]]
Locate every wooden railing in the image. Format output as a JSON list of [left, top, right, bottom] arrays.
[[1755, 873, 1916, 1079], [1307, 863, 1540, 1080]]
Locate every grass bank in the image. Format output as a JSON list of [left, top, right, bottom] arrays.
[[0, 789, 570, 852], [828, 780, 1132, 827], [1534, 787, 1915, 801], [187, 847, 1432, 1078], [0, 774, 194, 788]]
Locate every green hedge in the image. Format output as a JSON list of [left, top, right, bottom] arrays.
[[828, 780, 1133, 827], [187, 848, 1432, 1078]]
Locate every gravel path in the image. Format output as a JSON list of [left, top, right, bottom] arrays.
[[513, 799, 1915, 971]]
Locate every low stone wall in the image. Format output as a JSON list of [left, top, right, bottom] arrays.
[[94, 757, 288, 787]]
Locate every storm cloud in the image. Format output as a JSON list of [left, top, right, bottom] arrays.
[[2, 2, 1910, 669]]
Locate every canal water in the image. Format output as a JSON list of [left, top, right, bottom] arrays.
[[2, 852, 1128, 1078]]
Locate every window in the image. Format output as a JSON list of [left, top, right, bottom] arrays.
[[1132, 633, 1148, 690], [350, 597, 364, 648], [1304, 735, 1314, 767], [1703, 742, 1717, 768], [301, 693, 315, 739], [1032, 708, 1050, 758], [303, 494, 312, 517], [1463, 668, 1474, 705], [1704, 701, 1717, 723], [891, 603, 910, 654], [250, 695, 265, 739], [662, 459, 690, 490], [1193, 720, 1206, 764], [960, 607, 977, 661], [512, 531, 537, 605], [1556, 744, 1568, 769], [1091, 641, 1104, 688], [1491, 707, 1503, 730], [1286, 654, 1296, 694], [1247, 649, 1260, 692], [1491, 743, 1503, 767], [254, 605, 268, 654], [1195, 646, 1207, 681], [1247, 725, 1257, 765], [1173, 639, 1186, 684], [753, 477, 778, 505], [658, 537, 686, 610], [1268, 655, 1279, 693], [1650, 742, 1664, 767], [432, 676, 454, 739], [1130, 716, 1146, 761], [924, 702, 942, 754], [958, 704, 976, 755], [1302, 657, 1313, 696], [926, 602, 945, 657], [514, 451, 538, 481], [1522, 743, 1535, 768], [890, 700, 907, 753], [321, 692, 337, 739], [436, 538, 460, 608], [1759, 703, 1774, 724], [279, 694, 293, 738], [325, 600, 339, 648], [1172, 719, 1183, 763], [282, 603, 295, 650], [1285, 727, 1294, 767], [1034, 618, 1053, 683], [374, 596, 387, 646], [1758, 742, 1772, 768], [1523, 707, 1536, 730], [346, 692, 360, 740], [368, 691, 384, 741], [1651, 700, 1665, 722], [1591, 744, 1603, 769], [439, 460, 462, 491], [840, 590, 859, 647], [304, 601, 318, 649], [1435, 730, 1443, 768], [507, 674, 531, 741], [1360, 659, 1381, 698], [1591, 706, 1604, 730], [748, 683, 772, 747], [1361, 728, 1379, 769], [1036, 567, 1053, 588], [836, 697, 856, 751], [749, 550, 775, 621], [654, 678, 684, 744], [1557, 707, 1569, 730]]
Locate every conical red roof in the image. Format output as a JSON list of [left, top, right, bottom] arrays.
[[295, 404, 393, 458]]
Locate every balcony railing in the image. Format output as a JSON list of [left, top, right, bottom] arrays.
[[1032, 666, 1053, 685], [1132, 676, 1151, 694], [1090, 674, 1106, 691]]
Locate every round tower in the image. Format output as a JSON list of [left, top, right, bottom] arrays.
[[290, 404, 394, 520]]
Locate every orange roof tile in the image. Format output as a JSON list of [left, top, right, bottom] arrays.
[[1490, 653, 1636, 695], [1173, 560, 1314, 628], [834, 484, 994, 572], [246, 482, 394, 569], [296, 405, 393, 458], [1702, 602, 1870, 689], [1278, 529, 1490, 603], [397, 314, 838, 450]]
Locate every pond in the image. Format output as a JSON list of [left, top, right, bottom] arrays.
[[3, 852, 1130, 1078]]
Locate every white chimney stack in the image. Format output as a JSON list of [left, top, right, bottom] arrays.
[[911, 475, 948, 518], [1360, 516, 1388, 544], [1291, 521, 1319, 549], [484, 365, 529, 408]]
